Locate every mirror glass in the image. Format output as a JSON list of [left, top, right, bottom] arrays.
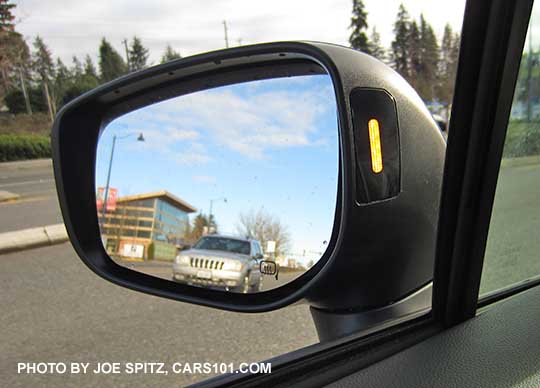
[[95, 71, 338, 293]]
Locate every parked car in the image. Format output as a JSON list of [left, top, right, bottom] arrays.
[[172, 235, 263, 293]]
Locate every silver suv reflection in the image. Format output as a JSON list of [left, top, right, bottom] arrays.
[[172, 235, 264, 293]]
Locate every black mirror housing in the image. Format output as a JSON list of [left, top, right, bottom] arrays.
[[52, 41, 445, 313]]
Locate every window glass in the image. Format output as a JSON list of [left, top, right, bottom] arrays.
[[4, 1, 465, 387], [480, 2, 540, 295]]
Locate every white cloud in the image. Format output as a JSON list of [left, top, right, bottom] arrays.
[[108, 113, 210, 166], [108, 75, 335, 163], [173, 142, 212, 166], [192, 175, 217, 184], [148, 77, 336, 159]]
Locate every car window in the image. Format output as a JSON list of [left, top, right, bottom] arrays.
[[3, 1, 465, 386], [193, 236, 251, 255], [480, 2, 540, 296]]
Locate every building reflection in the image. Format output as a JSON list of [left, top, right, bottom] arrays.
[[98, 190, 196, 261]]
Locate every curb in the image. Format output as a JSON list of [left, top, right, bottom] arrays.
[[0, 223, 68, 254], [0, 190, 21, 203]]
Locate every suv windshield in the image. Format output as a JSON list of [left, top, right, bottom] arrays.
[[193, 237, 251, 255]]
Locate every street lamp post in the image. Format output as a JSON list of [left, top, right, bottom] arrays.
[[100, 132, 145, 226], [208, 197, 227, 231]]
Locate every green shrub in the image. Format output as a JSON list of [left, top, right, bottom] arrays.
[[0, 134, 51, 162], [503, 121, 540, 157]]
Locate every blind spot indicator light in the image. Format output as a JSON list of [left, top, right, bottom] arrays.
[[368, 118, 383, 173]]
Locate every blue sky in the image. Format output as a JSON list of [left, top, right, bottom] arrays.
[[96, 74, 339, 260]]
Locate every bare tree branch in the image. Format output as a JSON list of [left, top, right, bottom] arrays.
[[236, 208, 290, 257]]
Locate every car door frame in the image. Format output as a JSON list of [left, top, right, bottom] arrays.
[[192, 0, 536, 386]]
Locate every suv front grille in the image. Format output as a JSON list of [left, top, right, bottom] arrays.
[[190, 257, 225, 270]]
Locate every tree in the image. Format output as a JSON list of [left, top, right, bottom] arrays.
[[32, 36, 56, 120], [53, 58, 69, 108], [349, 0, 370, 53], [0, 29, 29, 102], [99, 38, 127, 82], [236, 208, 291, 258], [417, 14, 439, 101], [437, 24, 460, 120], [71, 56, 83, 79], [32, 36, 54, 83], [0, 1, 31, 110], [5, 84, 46, 113], [407, 20, 421, 88], [390, 4, 411, 78], [83, 54, 98, 79], [189, 213, 214, 243], [0, 0, 15, 31], [368, 27, 385, 61], [128, 36, 149, 71], [161, 44, 181, 63]]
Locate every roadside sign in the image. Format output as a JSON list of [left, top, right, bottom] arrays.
[[123, 244, 144, 259], [96, 187, 118, 212], [266, 240, 276, 254]]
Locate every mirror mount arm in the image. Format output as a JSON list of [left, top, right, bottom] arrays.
[[310, 283, 432, 342]]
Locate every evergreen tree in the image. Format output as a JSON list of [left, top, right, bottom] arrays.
[[71, 56, 83, 79], [128, 36, 149, 71], [83, 54, 98, 79], [32, 36, 56, 118], [0, 1, 29, 100], [0, 0, 15, 31], [349, 0, 370, 53], [437, 24, 460, 119], [417, 14, 439, 101], [99, 38, 127, 82], [32, 36, 54, 83], [368, 27, 385, 61], [53, 58, 69, 108], [407, 20, 421, 88], [60, 55, 99, 107], [189, 213, 214, 243], [161, 44, 181, 63], [391, 4, 411, 78]]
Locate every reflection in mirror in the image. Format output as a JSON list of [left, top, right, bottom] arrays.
[[95, 72, 338, 293]]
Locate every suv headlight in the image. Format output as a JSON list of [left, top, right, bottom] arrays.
[[175, 255, 190, 265], [222, 261, 243, 271]]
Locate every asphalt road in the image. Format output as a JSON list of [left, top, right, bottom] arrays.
[[0, 243, 318, 387], [2, 157, 540, 387], [124, 260, 303, 291], [480, 157, 540, 294], [0, 159, 62, 233]]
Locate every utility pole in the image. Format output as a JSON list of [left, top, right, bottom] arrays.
[[43, 82, 54, 122], [122, 38, 130, 71], [223, 20, 229, 48], [18, 67, 32, 115]]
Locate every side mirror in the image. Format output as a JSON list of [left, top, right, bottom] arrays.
[[52, 42, 444, 339]]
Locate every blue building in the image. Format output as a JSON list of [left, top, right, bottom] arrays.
[[99, 190, 197, 260]]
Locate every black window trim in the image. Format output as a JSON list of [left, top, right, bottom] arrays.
[[432, 0, 535, 327], [192, 1, 535, 386]]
